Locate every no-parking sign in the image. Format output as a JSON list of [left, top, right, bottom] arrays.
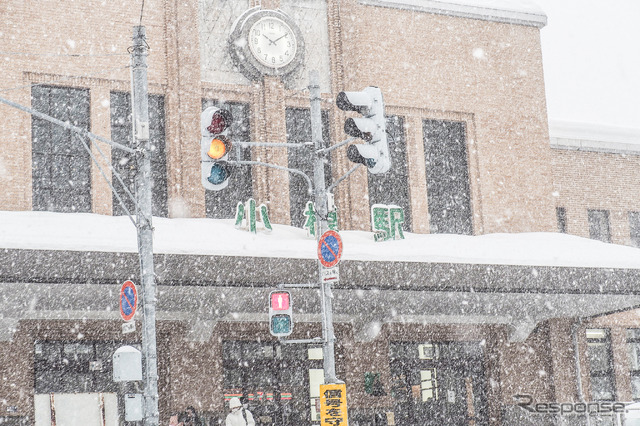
[[318, 230, 343, 268], [119, 280, 138, 322]]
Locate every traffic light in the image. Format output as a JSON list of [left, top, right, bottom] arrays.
[[269, 290, 293, 337], [201, 106, 233, 190], [336, 86, 390, 174]]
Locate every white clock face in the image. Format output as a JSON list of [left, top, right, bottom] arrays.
[[248, 16, 297, 69]]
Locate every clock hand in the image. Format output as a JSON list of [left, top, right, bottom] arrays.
[[272, 34, 287, 44], [263, 34, 276, 45]]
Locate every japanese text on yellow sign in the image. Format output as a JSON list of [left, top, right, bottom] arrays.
[[320, 383, 348, 426]]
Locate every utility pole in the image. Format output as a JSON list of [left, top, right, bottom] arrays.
[[309, 70, 341, 384], [131, 26, 159, 426]]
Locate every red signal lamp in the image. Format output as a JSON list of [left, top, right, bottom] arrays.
[[206, 109, 232, 134]]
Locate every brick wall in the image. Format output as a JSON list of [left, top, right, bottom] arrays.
[[552, 147, 640, 244], [0, 0, 560, 236], [0, 0, 167, 213], [335, 0, 555, 233]]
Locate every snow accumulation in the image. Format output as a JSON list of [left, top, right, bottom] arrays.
[[549, 120, 640, 146], [431, 0, 544, 14], [359, 0, 546, 27], [361, 0, 544, 14], [2, 211, 640, 270]]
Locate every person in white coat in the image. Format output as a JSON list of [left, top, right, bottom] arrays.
[[225, 397, 255, 426]]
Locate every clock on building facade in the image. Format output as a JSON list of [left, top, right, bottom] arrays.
[[228, 8, 305, 80]]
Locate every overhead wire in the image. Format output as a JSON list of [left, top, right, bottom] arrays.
[[0, 51, 127, 57], [73, 133, 139, 228], [139, 0, 145, 26]]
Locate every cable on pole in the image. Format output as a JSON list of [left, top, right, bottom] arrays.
[[73, 133, 138, 228], [139, 0, 146, 27], [0, 94, 135, 153]]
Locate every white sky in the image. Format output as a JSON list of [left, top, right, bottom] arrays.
[[3, 211, 640, 269], [533, 0, 640, 130]]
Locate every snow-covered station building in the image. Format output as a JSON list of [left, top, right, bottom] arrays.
[[2, 0, 640, 425]]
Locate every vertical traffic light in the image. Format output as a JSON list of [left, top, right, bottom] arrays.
[[269, 290, 293, 337], [336, 86, 390, 174], [201, 106, 233, 190]]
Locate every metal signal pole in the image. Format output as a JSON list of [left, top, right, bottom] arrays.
[[309, 70, 341, 384], [132, 26, 159, 426]]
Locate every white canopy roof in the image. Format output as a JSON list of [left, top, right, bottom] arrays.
[[2, 211, 639, 269]]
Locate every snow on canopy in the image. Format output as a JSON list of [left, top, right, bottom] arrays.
[[2, 211, 640, 269]]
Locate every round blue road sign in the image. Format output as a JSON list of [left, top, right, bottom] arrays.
[[120, 280, 138, 322], [318, 230, 343, 268]]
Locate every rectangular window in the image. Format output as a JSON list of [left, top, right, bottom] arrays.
[[368, 115, 412, 231], [556, 207, 567, 233], [202, 100, 252, 219], [629, 212, 640, 248], [588, 209, 611, 243], [31, 85, 92, 213], [34, 341, 123, 393], [110, 92, 168, 217], [423, 119, 472, 235], [420, 368, 438, 401], [586, 328, 615, 401], [628, 329, 640, 400], [286, 108, 331, 228]]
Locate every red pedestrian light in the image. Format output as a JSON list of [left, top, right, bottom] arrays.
[[271, 291, 290, 310], [269, 290, 292, 337]]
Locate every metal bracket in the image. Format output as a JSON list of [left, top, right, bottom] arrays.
[[135, 120, 149, 141], [327, 163, 363, 193], [280, 337, 324, 345], [234, 140, 313, 148], [316, 137, 355, 156], [229, 160, 314, 196], [276, 283, 319, 289]]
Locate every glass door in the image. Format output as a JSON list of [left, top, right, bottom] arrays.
[[390, 341, 488, 426], [222, 341, 323, 425]]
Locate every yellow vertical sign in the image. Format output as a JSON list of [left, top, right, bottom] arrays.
[[320, 383, 348, 426]]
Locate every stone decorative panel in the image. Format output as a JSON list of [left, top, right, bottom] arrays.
[[199, 0, 331, 91], [199, 0, 251, 85]]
